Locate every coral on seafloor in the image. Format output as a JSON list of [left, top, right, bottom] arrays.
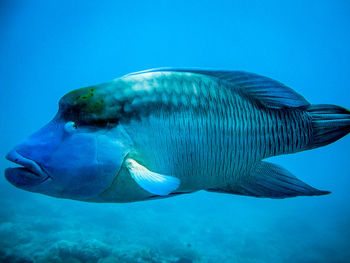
[[36, 239, 110, 263], [0, 236, 201, 263], [0, 204, 202, 263], [2, 194, 350, 263], [35, 239, 200, 263]]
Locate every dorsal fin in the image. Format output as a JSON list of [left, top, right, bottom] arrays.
[[127, 68, 310, 109]]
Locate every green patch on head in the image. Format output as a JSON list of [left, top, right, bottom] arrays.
[[59, 84, 118, 126], [58, 79, 135, 127], [61, 86, 104, 113], [80, 87, 95, 99]]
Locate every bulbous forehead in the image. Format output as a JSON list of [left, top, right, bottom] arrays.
[[58, 79, 129, 126], [57, 71, 222, 127]]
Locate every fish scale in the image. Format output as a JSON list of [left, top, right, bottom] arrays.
[[122, 72, 312, 191]]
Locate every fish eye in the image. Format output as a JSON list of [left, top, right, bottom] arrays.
[[64, 121, 77, 133]]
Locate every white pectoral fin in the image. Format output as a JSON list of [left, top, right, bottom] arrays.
[[125, 159, 180, 196]]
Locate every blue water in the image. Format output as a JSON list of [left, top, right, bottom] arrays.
[[1, 1, 350, 262]]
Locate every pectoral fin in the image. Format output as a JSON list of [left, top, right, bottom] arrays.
[[208, 161, 330, 198], [125, 159, 180, 196]]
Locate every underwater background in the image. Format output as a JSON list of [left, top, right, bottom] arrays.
[[1, 1, 350, 262]]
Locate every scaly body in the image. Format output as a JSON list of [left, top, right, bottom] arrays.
[[5, 68, 350, 203], [121, 72, 312, 192]]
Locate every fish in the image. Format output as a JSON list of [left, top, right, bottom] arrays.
[[5, 68, 350, 202]]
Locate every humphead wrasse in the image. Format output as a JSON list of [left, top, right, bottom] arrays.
[[5, 69, 350, 202]]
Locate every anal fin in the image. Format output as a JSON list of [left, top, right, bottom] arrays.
[[208, 161, 330, 199]]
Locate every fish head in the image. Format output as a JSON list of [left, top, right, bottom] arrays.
[[5, 82, 133, 201]]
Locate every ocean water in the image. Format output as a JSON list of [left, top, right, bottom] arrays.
[[1, 1, 350, 263]]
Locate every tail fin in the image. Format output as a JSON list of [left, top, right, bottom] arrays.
[[308, 104, 350, 149]]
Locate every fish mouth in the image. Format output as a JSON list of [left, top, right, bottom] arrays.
[[5, 150, 51, 188]]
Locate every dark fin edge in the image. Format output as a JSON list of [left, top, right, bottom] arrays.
[[207, 161, 330, 199]]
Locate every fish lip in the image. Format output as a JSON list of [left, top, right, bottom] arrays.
[[5, 150, 49, 179]]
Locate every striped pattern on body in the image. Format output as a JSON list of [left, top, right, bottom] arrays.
[[122, 72, 313, 190]]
